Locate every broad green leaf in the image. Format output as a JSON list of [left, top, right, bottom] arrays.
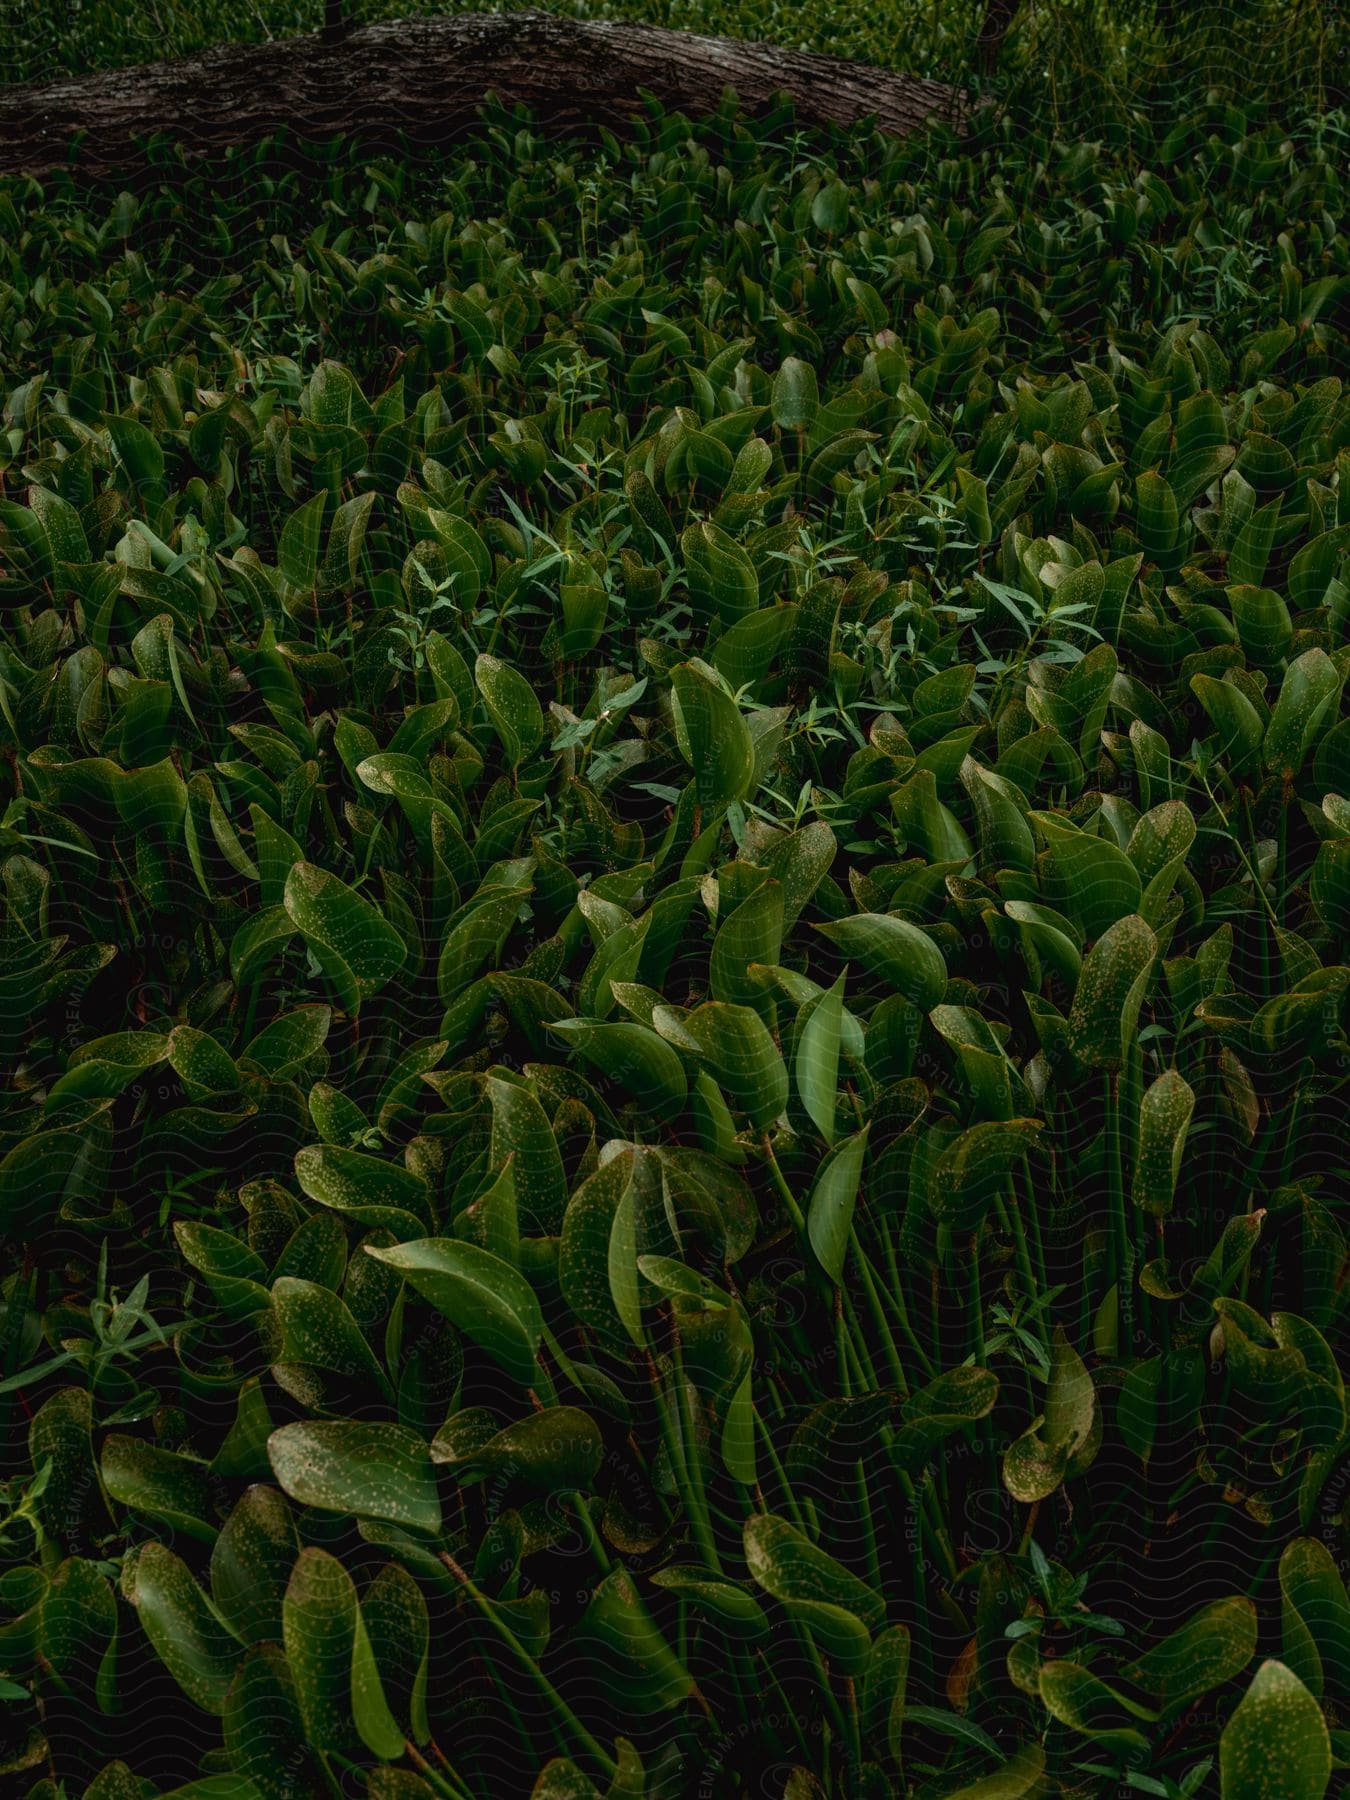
[[1219, 1661, 1330, 1800], [669, 660, 756, 806], [365, 1237, 543, 1385], [476, 654, 544, 767], [744, 1512, 885, 1632], [1279, 1538, 1350, 1703], [283, 863, 406, 1015], [1123, 1596, 1257, 1708], [806, 1127, 869, 1284], [294, 1144, 430, 1232], [1039, 1659, 1156, 1750], [815, 914, 947, 1011], [556, 1568, 693, 1715], [549, 1019, 688, 1122], [1066, 913, 1156, 1071], [223, 1644, 313, 1800], [796, 972, 845, 1145], [653, 1001, 787, 1130], [272, 1276, 393, 1399], [267, 1421, 441, 1533], [282, 1548, 359, 1753], [277, 491, 327, 591], [124, 1543, 239, 1715], [209, 1486, 297, 1647], [1132, 1069, 1195, 1216]]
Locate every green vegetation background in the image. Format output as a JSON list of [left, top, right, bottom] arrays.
[[0, 3, 1347, 1800]]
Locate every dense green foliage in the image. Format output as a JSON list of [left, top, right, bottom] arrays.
[[0, 47, 1348, 1800]]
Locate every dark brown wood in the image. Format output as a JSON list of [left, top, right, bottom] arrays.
[[0, 10, 966, 178], [975, 0, 1025, 72]]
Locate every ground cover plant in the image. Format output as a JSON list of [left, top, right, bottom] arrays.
[[0, 47, 1348, 1800]]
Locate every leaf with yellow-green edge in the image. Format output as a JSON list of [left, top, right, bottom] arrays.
[[682, 520, 759, 628], [648, 1567, 768, 1641], [27, 1388, 105, 1543], [438, 887, 532, 1014], [530, 1761, 600, 1800], [45, 1029, 170, 1108], [102, 1435, 218, 1544], [350, 1581, 405, 1761], [1003, 1328, 1098, 1502], [744, 1512, 885, 1633], [814, 913, 947, 1012], [710, 879, 783, 1019], [758, 819, 836, 932], [1127, 799, 1197, 928], [281, 1548, 359, 1755], [229, 905, 297, 987], [1038, 1659, 1157, 1750], [558, 1149, 646, 1348], [39, 1556, 118, 1699], [361, 1562, 431, 1747], [1278, 1538, 1350, 1704], [283, 863, 406, 1016], [240, 1004, 330, 1080], [929, 1119, 1042, 1232], [267, 1421, 441, 1533], [1134, 468, 1178, 565], [365, 1237, 543, 1386], [1032, 812, 1141, 941], [277, 489, 327, 591], [938, 1745, 1045, 1798], [1191, 672, 1265, 775], [1219, 1661, 1330, 1800], [427, 509, 491, 602], [711, 604, 798, 694], [165, 1026, 240, 1099], [1122, 1596, 1257, 1708], [454, 1154, 520, 1265], [1264, 648, 1343, 777], [452, 1407, 605, 1492], [772, 357, 819, 431], [889, 1366, 999, 1475], [721, 1369, 756, 1486]]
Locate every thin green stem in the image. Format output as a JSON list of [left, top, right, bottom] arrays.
[[439, 1553, 618, 1784]]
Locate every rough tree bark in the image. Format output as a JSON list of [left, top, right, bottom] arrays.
[[0, 10, 967, 179]]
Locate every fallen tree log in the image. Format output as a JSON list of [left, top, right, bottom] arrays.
[[0, 10, 967, 179]]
